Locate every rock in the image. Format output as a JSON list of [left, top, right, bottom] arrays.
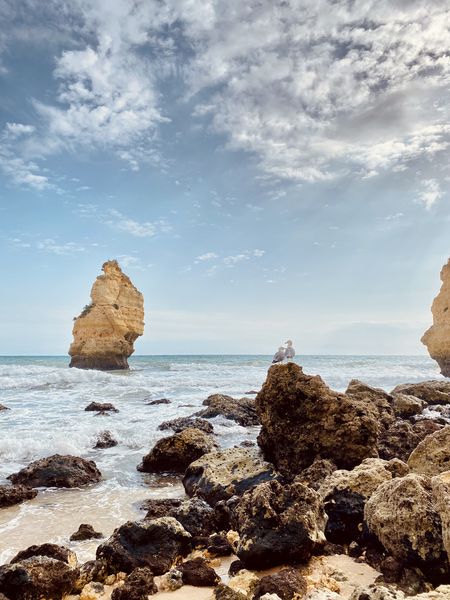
[[297, 458, 337, 491], [345, 379, 395, 428], [10, 543, 77, 566], [378, 419, 443, 463], [178, 557, 220, 586], [183, 447, 277, 505], [256, 363, 381, 477], [365, 473, 449, 583], [214, 583, 247, 600], [228, 560, 244, 577], [408, 426, 450, 476], [392, 394, 426, 418], [0, 484, 37, 508], [96, 516, 191, 575], [432, 471, 450, 563], [8, 454, 102, 488], [69, 260, 144, 370], [137, 428, 217, 473], [157, 568, 183, 591], [111, 567, 157, 599], [413, 419, 444, 438], [0, 405, 9, 411], [85, 402, 118, 413], [169, 497, 221, 540], [259, 595, 283, 600], [147, 398, 171, 405], [195, 394, 259, 427], [232, 479, 326, 569], [94, 431, 118, 449], [70, 524, 103, 541], [74, 559, 109, 592], [240, 440, 255, 447], [227, 570, 260, 596], [0, 556, 79, 599], [158, 417, 214, 434], [422, 259, 450, 376], [142, 498, 182, 519], [80, 581, 106, 600], [391, 380, 450, 405], [349, 586, 405, 600], [207, 533, 233, 556], [304, 592, 341, 600], [253, 568, 307, 600], [324, 489, 365, 545]]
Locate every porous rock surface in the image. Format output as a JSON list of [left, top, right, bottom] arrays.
[[69, 260, 144, 370], [391, 380, 450, 404], [158, 416, 214, 434], [432, 471, 450, 563], [378, 419, 443, 462], [10, 543, 77, 567], [94, 430, 118, 449], [0, 484, 37, 508], [8, 454, 101, 488], [256, 363, 381, 476], [422, 258, 450, 376], [408, 425, 450, 476], [178, 557, 220, 586], [195, 394, 259, 426], [253, 568, 307, 600], [70, 524, 103, 542], [110, 567, 157, 599]]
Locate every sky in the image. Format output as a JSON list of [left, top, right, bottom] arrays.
[[0, 0, 449, 355]]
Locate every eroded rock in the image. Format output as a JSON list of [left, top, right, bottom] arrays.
[[195, 394, 259, 427], [85, 402, 118, 413], [178, 557, 220, 586], [0, 484, 37, 508], [422, 259, 450, 376], [70, 524, 103, 542], [110, 567, 157, 599], [8, 454, 101, 488], [94, 431, 118, 449], [408, 425, 450, 476], [391, 381, 450, 404], [158, 417, 214, 434], [253, 568, 307, 600], [10, 543, 77, 567]]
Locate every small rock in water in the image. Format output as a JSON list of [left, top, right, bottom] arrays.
[[240, 440, 255, 447], [142, 498, 183, 519], [0, 404, 9, 411], [0, 484, 37, 508], [146, 398, 171, 405], [94, 431, 118, 449], [7, 454, 102, 488], [85, 402, 118, 413], [158, 416, 214, 434], [70, 524, 103, 541], [195, 394, 259, 427]]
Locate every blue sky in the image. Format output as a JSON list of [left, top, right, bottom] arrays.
[[0, 0, 449, 355]]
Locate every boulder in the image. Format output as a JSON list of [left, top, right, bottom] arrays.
[[70, 524, 103, 541], [168, 497, 223, 540], [0, 405, 9, 411], [364, 473, 449, 583], [85, 402, 118, 413], [10, 543, 77, 566], [214, 584, 247, 600], [110, 567, 157, 599], [142, 498, 182, 520], [96, 516, 191, 575], [158, 417, 214, 434], [232, 479, 326, 569], [0, 484, 37, 508], [392, 394, 425, 418], [207, 533, 233, 556], [297, 458, 337, 491], [147, 398, 171, 405], [195, 394, 259, 426], [422, 258, 450, 376], [178, 557, 220, 586], [391, 381, 450, 405], [0, 556, 79, 599], [73, 559, 109, 592], [408, 426, 450, 476], [432, 471, 450, 563], [8, 454, 101, 488], [137, 428, 217, 473], [79, 581, 106, 599], [94, 431, 118, 449], [157, 568, 183, 591], [256, 363, 381, 477], [253, 568, 307, 600], [345, 380, 395, 428], [183, 447, 277, 505], [378, 419, 443, 463], [69, 260, 144, 370]]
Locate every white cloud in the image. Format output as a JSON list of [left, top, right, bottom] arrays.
[[223, 249, 265, 266], [116, 254, 145, 270], [0, 147, 52, 191], [4, 123, 36, 137], [196, 252, 219, 261], [106, 209, 171, 237], [418, 179, 443, 210], [37, 239, 86, 255]]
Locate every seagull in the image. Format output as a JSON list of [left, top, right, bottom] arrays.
[[285, 340, 296, 361], [272, 346, 286, 364]]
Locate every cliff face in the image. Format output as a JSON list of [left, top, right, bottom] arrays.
[[69, 260, 144, 370], [422, 259, 450, 377]]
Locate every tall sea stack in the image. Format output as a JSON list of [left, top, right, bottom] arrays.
[[422, 258, 450, 377], [69, 260, 144, 370]]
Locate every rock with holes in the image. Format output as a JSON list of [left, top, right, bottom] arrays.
[[8, 454, 101, 488], [110, 567, 157, 599], [195, 394, 259, 426], [0, 484, 37, 508], [422, 258, 450, 376], [408, 426, 450, 476], [253, 568, 307, 600], [158, 417, 213, 434], [178, 557, 220, 586]]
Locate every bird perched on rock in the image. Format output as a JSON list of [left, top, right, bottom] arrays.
[[285, 340, 296, 361], [272, 347, 286, 363]]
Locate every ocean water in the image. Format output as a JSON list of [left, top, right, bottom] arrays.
[[0, 354, 443, 564]]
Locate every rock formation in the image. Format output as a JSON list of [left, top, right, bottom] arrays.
[[69, 260, 144, 370], [422, 258, 450, 376]]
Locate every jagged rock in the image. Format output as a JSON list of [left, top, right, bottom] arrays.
[[207, 533, 233, 556], [228, 560, 244, 577], [195, 394, 259, 427], [94, 431, 118, 449], [158, 417, 214, 434], [232, 479, 326, 569], [227, 570, 260, 596], [178, 557, 220, 586], [393, 393, 426, 418], [183, 447, 277, 505], [304, 592, 341, 600], [147, 398, 171, 405], [432, 471, 450, 563], [408, 426, 450, 476], [73, 559, 109, 592], [157, 568, 183, 591], [345, 379, 395, 428], [142, 498, 182, 519], [0, 484, 37, 508], [296, 458, 337, 491], [96, 516, 191, 575], [378, 419, 443, 462], [0, 405, 9, 411], [111, 567, 157, 599], [364, 473, 449, 584], [256, 363, 381, 477], [391, 381, 450, 404], [69, 260, 144, 370], [422, 259, 450, 376], [137, 428, 217, 473], [253, 568, 307, 600], [10, 543, 77, 566], [214, 583, 247, 600], [8, 454, 101, 488], [85, 402, 118, 413], [168, 497, 222, 541], [0, 556, 79, 599], [79, 581, 106, 599], [70, 524, 103, 541]]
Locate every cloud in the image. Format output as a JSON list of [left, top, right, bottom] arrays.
[[106, 209, 171, 237], [418, 179, 443, 210], [0, 147, 52, 191], [196, 252, 219, 261], [37, 239, 86, 255], [4, 123, 36, 137], [223, 249, 265, 266]]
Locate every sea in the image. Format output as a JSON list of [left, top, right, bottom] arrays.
[[0, 354, 444, 564]]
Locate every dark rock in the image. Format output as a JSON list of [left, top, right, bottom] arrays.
[[345, 380, 395, 429], [392, 394, 425, 418], [73, 559, 109, 591], [297, 458, 337, 491], [245, 390, 259, 395], [324, 489, 365, 545], [147, 398, 171, 405], [158, 417, 214, 434], [96, 516, 191, 575], [391, 380, 450, 405], [170, 497, 220, 540], [8, 454, 102, 488], [207, 534, 232, 557], [195, 394, 259, 427], [111, 567, 157, 599], [232, 479, 326, 569], [379, 419, 443, 462], [240, 440, 255, 448], [214, 583, 247, 600], [228, 560, 244, 577], [178, 557, 220, 586], [70, 524, 103, 541], [0, 405, 9, 411], [319, 541, 346, 556], [10, 543, 76, 566], [379, 556, 404, 584], [0, 484, 37, 508], [94, 430, 118, 449], [137, 428, 217, 473], [85, 402, 118, 412], [142, 498, 182, 520], [183, 447, 277, 505], [0, 557, 78, 600], [253, 568, 307, 600], [256, 364, 381, 477]]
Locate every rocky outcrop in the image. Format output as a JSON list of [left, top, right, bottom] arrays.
[[10, 543, 77, 566], [158, 417, 214, 434], [391, 380, 450, 404], [432, 471, 450, 564], [422, 259, 450, 376], [378, 419, 443, 462], [0, 484, 37, 508], [178, 557, 220, 586], [183, 447, 277, 505], [345, 380, 395, 429], [195, 394, 259, 427], [232, 479, 326, 569], [408, 426, 450, 476], [137, 428, 217, 473], [296, 458, 337, 491], [69, 260, 144, 370], [94, 430, 118, 449], [70, 524, 103, 542], [256, 363, 381, 477], [8, 454, 101, 488], [142, 498, 182, 520], [110, 567, 157, 599], [392, 394, 426, 418], [252, 568, 307, 600]]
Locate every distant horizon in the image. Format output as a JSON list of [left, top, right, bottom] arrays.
[[0, 352, 431, 358]]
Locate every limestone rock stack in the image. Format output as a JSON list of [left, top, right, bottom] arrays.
[[422, 258, 450, 376], [69, 260, 144, 370]]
